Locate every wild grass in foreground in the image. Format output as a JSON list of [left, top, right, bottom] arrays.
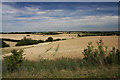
[[2, 59, 120, 78], [2, 39, 120, 78]]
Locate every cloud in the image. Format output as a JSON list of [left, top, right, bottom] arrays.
[[2, 2, 118, 32], [36, 11, 46, 14], [3, 15, 118, 32], [54, 10, 64, 12]]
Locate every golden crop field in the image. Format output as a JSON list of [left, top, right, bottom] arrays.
[[1, 34, 119, 61]]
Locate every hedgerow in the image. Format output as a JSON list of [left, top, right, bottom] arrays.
[[16, 37, 44, 46], [1, 40, 9, 48], [15, 37, 66, 46]]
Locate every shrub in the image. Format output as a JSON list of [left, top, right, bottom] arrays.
[[82, 39, 120, 66], [106, 47, 120, 64], [2, 40, 9, 48], [45, 37, 53, 42], [53, 38, 61, 41], [16, 37, 39, 46], [37, 40, 44, 43], [62, 38, 66, 40], [26, 35, 30, 36], [1, 38, 20, 42], [4, 49, 24, 72], [82, 42, 100, 66]]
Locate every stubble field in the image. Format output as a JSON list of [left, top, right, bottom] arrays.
[[1, 34, 119, 61]]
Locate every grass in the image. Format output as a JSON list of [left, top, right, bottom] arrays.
[[2, 59, 120, 78], [2, 46, 34, 55], [2, 39, 120, 78], [2, 48, 20, 55]]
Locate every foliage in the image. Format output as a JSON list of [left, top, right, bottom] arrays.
[[3, 39, 120, 78], [45, 37, 53, 42], [26, 35, 30, 36], [15, 36, 66, 46], [62, 38, 66, 40], [106, 47, 120, 64], [1, 40, 9, 48], [37, 40, 44, 43], [16, 37, 43, 46], [41, 32, 61, 35], [77, 34, 81, 37], [4, 49, 24, 72], [53, 38, 61, 41], [82, 39, 120, 66], [1, 38, 20, 42]]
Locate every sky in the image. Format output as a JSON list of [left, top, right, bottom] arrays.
[[2, 2, 118, 32]]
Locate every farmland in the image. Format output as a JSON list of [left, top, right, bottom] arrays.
[[1, 32, 120, 78], [1, 33, 118, 60]]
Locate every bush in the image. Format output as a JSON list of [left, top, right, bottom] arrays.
[[16, 36, 65, 46], [82, 39, 120, 66], [106, 47, 120, 64], [37, 40, 44, 43], [53, 38, 61, 41], [26, 35, 30, 36], [45, 37, 53, 42], [1, 38, 20, 42], [16, 37, 39, 46], [2, 40, 9, 48], [4, 49, 24, 72], [62, 38, 66, 40]]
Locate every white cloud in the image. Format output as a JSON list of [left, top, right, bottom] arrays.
[[54, 10, 64, 12], [24, 6, 39, 12], [2, 3, 118, 32], [36, 11, 46, 14], [4, 15, 117, 31]]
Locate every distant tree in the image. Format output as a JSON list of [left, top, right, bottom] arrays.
[[77, 34, 81, 37], [26, 35, 30, 36], [45, 37, 53, 42]]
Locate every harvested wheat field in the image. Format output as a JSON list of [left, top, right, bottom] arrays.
[[23, 36, 118, 61], [2, 36, 119, 61], [1, 34, 77, 40]]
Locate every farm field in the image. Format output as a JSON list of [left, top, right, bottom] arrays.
[[2, 35, 120, 78], [1, 33, 120, 78], [2, 2, 120, 78], [1, 35, 119, 61], [1, 34, 77, 40]]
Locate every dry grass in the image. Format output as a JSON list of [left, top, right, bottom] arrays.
[[21, 36, 118, 61], [1, 35, 119, 61], [1, 34, 77, 40], [4, 41, 17, 47]]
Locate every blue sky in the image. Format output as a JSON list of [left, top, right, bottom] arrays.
[[2, 2, 118, 32]]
